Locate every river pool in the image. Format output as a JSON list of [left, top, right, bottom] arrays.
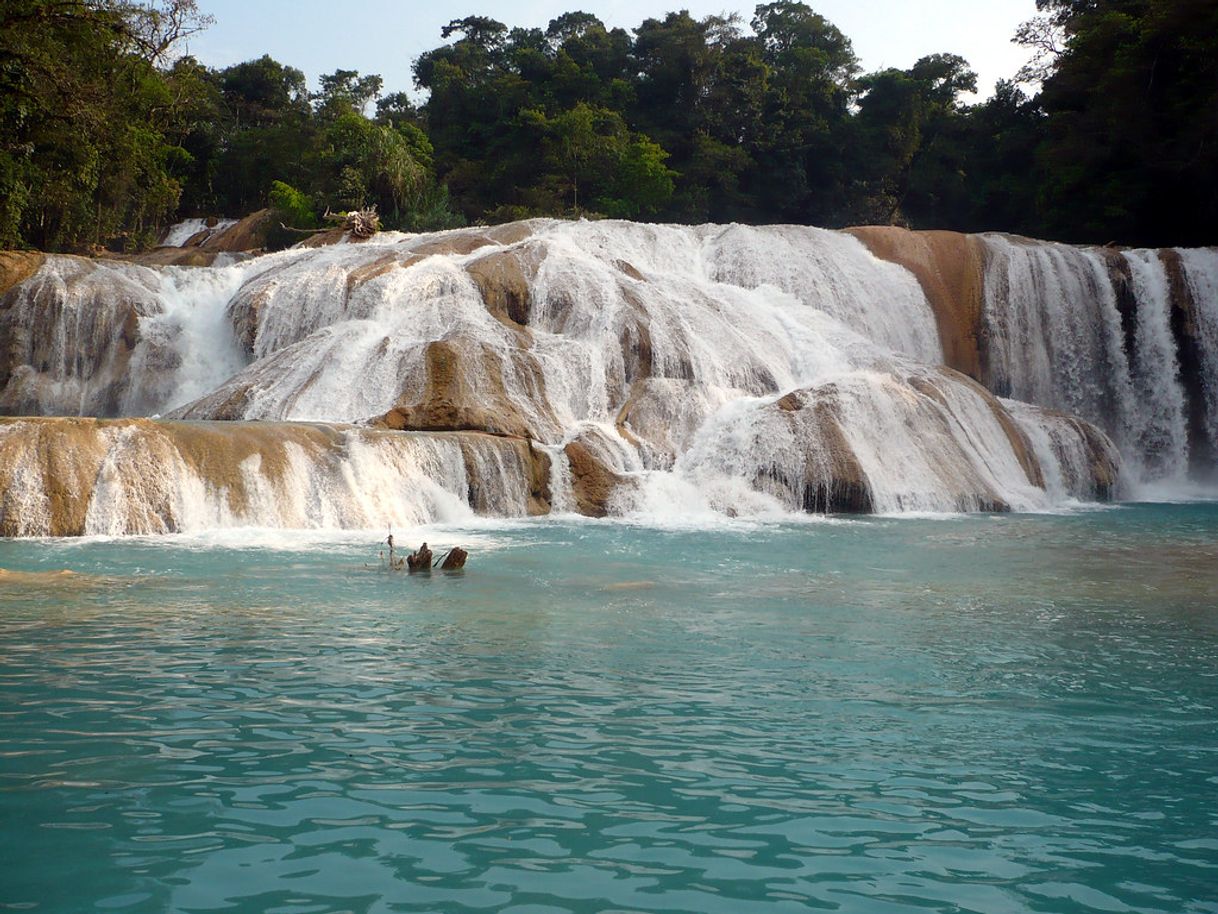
[[2, 506, 1217, 913]]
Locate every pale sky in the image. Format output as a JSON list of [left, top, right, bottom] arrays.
[[188, 0, 1039, 101]]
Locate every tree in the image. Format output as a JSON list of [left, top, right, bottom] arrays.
[[220, 55, 308, 127], [1027, 0, 1218, 245], [742, 2, 859, 222], [0, 0, 215, 249], [314, 69, 383, 118], [121, 0, 214, 67], [375, 91, 419, 125], [849, 54, 977, 226]]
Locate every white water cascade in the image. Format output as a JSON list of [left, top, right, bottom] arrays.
[[979, 235, 1218, 491], [0, 419, 544, 537], [1, 219, 1214, 533], [1179, 249, 1218, 463], [159, 218, 238, 248], [1122, 249, 1188, 482]]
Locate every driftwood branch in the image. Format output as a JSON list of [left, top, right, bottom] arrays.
[[279, 207, 381, 239], [326, 206, 381, 238]]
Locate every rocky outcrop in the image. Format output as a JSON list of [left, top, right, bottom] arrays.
[[203, 209, 273, 253], [769, 390, 873, 513], [123, 246, 220, 267], [0, 252, 49, 396], [456, 432, 552, 516], [564, 436, 627, 517], [466, 243, 543, 327], [914, 368, 1045, 490], [117, 211, 276, 267], [0, 255, 163, 416], [0, 416, 110, 535], [692, 365, 1119, 515], [0, 251, 46, 296], [847, 227, 987, 381], [375, 339, 561, 441], [758, 377, 1015, 514], [616, 378, 720, 470], [0, 417, 547, 536]]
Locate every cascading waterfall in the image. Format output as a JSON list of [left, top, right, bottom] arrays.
[[159, 218, 238, 248], [0, 255, 267, 417], [1003, 400, 1119, 503], [979, 235, 1218, 490], [981, 235, 1137, 446], [1121, 249, 1188, 482], [0, 419, 544, 537], [700, 222, 943, 364], [1179, 249, 1218, 463], [0, 257, 163, 416], [1, 219, 1214, 535], [123, 264, 253, 414]]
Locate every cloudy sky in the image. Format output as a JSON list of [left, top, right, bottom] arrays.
[[188, 0, 1039, 100]]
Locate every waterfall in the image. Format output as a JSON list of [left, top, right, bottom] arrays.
[[2, 219, 1214, 535], [978, 236, 1218, 490], [159, 218, 238, 248], [0, 255, 259, 417], [669, 367, 1064, 516], [0, 419, 547, 537], [1179, 249, 1218, 465], [700, 223, 943, 364], [1003, 400, 1120, 503], [980, 235, 1136, 440], [1121, 249, 1188, 482]]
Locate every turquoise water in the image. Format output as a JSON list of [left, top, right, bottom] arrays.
[[2, 506, 1217, 914]]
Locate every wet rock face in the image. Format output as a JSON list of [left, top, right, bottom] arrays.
[[376, 339, 557, 442], [201, 210, 273, 253], [0, 417, 548, 536], [694, 366, 1120, 516], [0, 252, 46, 296], [766, 392, 874, 514], [0, 256, 168, 417], [846, 226, 987, 382], [466, 246, 539, 327], [0, 252, 47, 391], [563, 438, 625, 518]]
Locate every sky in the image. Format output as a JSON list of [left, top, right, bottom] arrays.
[[187, 0, 1040, 101]]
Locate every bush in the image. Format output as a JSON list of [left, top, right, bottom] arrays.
[[266, 179, 316, 249]]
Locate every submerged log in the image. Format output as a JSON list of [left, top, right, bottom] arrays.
[[406, 542, 432, 572], [440, 547, 468, 570]]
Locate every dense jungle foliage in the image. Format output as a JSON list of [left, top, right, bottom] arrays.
[[1, 0, 1215, 251]]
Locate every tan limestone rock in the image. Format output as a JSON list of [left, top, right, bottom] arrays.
[[0, 252, 46, 295], [563, 438, 624, 518], [376, 339, 557, 441], [846, 226, 987, 381]]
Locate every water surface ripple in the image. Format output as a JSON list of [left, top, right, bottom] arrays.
[[2, 507, 1217, 913]]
